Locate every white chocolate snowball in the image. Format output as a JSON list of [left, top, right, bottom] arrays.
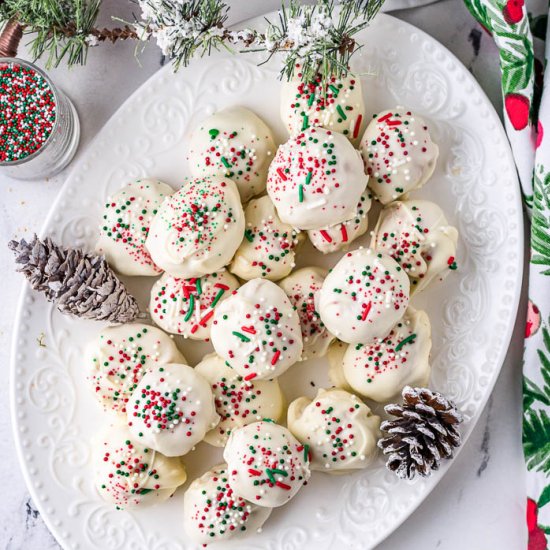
[[287, 388, 380, 473], [279, 267, 335, 359], [94, 422, 187, 509], [188, 107, 276, 202], [327, 340, 353, 392], [308, 191, 372, 254], [211, 279, 303, 380], [317, 248, 410, 345], [280, 73, 366, 143], [95, 178, 173, 276], [342, 308, 431, 402], [360, 107, 439, 205], [223, 421, 311, 507], [267, 128, 368, 230], [149, 270, 239, 340], [370, 199, 459, 294], [87, 323, 186, 415], [145, 176, 245, 278], [126, 363, 219, 457], [183, 463, 272, 545], [230, 196, 303, 282], [195, 353, 285, 447]]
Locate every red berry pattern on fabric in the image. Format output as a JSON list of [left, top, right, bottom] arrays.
[[505, 93, 530, 130], [503, 0, 524, 25]]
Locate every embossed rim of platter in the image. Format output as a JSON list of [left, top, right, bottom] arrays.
[[10, 12, 523, 550]]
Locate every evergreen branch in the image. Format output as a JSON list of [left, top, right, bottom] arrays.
[[134, 0, 385, 80], [0, 0, 386, 77], [0, 0, 102, 67]]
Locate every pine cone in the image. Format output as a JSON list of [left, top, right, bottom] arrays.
[[378, 386, 463, 480], [9, 234, 140, 323]]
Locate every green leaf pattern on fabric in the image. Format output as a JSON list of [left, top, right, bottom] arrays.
[[464, 0, 550, 543], [532, 167, 550, 275]]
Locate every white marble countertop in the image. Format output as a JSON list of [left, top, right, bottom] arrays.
[[0, 0, 527, 548]]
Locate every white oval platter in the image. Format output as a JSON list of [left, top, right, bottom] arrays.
[[10, 12, 523, 550]]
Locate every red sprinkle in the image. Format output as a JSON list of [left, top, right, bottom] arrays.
[[353, 114, 363, 139], [340, 224, 348, 242], [361, 301, 372, 321], [271, 350, 281, 366], [199, 309, 215, 326], [244, 373, 257, 381], [320, 229, 332, 243], [276, 167, 288, 181]]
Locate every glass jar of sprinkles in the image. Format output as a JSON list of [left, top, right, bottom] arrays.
[[0, 58, 80, 180]]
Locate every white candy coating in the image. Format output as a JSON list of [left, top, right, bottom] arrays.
[[94, 422, 187, 509], [230, 196, 302, 282], [145, 176, 245, 278], [211, 278, 303, 380], [370, 199, 458, 293], [267, 128, 368, 230], [308, 191, 371, 254], [87, 323, 186, 415], [341, 308, 431, 402], [126, 363, 219, 456], [360, 107, 439, 204], [278, 267, 335, 359], [149, 270, 239, 340], [96, 179, 173, 276], [280, 74, 366, 143], [327, 340, 353, 393], [223, 421, 311, 507], [317, 248, 410, 345], [188, 107, 276, 202], [183, 463, 272, 545], [195, 353, 285, 447], [287, 388, 380, 473]]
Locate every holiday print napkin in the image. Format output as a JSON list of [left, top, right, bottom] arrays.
[[463, 0, 550, 547]]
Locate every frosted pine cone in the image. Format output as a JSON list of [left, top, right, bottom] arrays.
[[9, 234, 140, 323], [378, 386, 463, 480]]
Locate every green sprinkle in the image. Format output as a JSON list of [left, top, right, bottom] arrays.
[[301, 115, 309, 131], [196, 278, 202, 296], [336, 105, 347, 120], [210, 289, 225, 308], [395, 333, 417, 352], [298, 184, 304, 203], [232, 331, 250, 342], [221, 157, 231, 168], [184, 294, 195, 322], [305, 171, 312, 185], [209, 128, 219, 139]]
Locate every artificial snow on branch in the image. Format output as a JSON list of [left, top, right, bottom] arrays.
[[0, 0, 385, 81]]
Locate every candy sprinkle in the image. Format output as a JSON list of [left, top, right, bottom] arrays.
[[320, 230, 333, 243], [0, 62, 56, 163], [395, 333, 417, 352], [353, 115, 363, 139]]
